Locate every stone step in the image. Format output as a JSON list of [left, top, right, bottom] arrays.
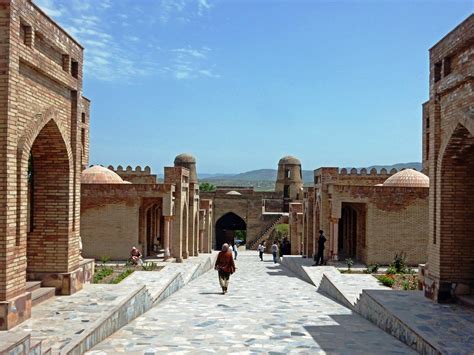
[[457, 294, 474, 308], [30, 339, 43, 354], [31, 287, 55, 307], [0, 333, 31, 354], [26, 281, 42, 293]]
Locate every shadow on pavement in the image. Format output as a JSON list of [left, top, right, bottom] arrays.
[[304, 314, 413, 354]]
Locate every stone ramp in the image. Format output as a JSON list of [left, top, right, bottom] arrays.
[[281, 256, 474, 354], [358, 290, 474, 354], [320, 272, 388, 309], [281, 256, 387, 309], [0, 253, 217, 355]]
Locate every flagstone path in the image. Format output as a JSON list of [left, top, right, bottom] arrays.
[[89, 252, 415, 354]]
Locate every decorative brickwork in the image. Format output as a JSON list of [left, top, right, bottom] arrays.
[[108, 165, 157, 184], [303, 167, 429, 264], [0, 0, 89, 329], [422, 14, 474, 302]]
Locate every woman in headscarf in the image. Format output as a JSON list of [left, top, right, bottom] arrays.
[[215, 243, 236, 294]]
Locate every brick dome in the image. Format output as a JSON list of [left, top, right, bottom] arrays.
[[278, 155, 301, 165], [383, 169, 429, 188], [82, 165, 125, 184], [174, 153, 196, 164]]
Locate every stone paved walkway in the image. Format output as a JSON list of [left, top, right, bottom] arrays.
[[89, 252, 414, 354]]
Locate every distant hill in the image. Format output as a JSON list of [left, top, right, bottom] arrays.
[[199, 162, 422, 185]]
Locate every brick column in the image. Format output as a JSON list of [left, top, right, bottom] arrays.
[[330, 218, 339, 261], [163, 216, 171, 260]]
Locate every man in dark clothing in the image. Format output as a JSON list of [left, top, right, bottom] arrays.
[[313, 230, 326, 266]]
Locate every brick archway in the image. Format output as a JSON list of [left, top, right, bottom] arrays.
[[215, 212, 246, 250], [26, 119, 72, 273], [439, 124, 474, 289]]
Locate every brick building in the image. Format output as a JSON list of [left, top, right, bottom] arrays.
[[0, 0, 91, 329], [80, 165, 176, 261], [81, 154, 214, 262], [421, 14, 474, 302], [299, 168, 429, 265], [200, 156, 305, 251]]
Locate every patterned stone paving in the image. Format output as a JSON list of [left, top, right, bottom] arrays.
[[364, 290, 474, 354], [89, 252, 414, 354], [0, 253, 216, 354]]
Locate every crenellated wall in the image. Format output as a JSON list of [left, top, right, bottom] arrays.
[[108, 165, 157, 184]]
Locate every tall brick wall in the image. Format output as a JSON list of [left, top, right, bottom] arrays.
[[424, 14, 473, 301], [366, 198, 428, 265], [82, 203, 139, 260], [0, 0, 87, 306]]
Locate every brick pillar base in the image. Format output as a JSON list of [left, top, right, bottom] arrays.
[[27, 259, 94, 296], [0, 292, 32, 330]]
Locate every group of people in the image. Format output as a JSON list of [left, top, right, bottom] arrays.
[[257, 237, 291, 263], [256, 230, 327, 266], [130, 231, 327, 296]]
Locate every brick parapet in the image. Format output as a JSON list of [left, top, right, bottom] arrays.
[[108, 165, 157, 184]]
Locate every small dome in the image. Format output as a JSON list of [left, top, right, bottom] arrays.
[[174, 153, 196, 164], [226, 190, 242, 196], [278, 155, 301, 165], [82, 166, 125, 184], [383, 169, 429, 188]]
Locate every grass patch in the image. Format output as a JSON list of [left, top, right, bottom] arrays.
[[93, 267, 114, 283], [377, 274, 395, 287], [111, 269, 135, 284]]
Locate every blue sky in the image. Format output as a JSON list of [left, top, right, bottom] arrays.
[[36, 0, 473, 173]]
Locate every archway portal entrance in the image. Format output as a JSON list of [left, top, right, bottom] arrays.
[[338, 202, 366, 260], [440, 124, 474, 290], [27, 120, 71, 273], [215, 212, 246, 250]]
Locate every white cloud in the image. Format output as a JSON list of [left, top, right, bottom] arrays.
[[34, 0, 64, 17], [33, 0, 218, 82], [172, 48, 208, 58], [198, 69, 220, 78], [125, 36, 140, 42], [168, 46, 220, 80]]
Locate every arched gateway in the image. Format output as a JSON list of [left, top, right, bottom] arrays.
[[215, 212, 246, 250]]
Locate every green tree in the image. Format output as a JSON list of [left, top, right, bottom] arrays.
[[275, 223, 289, 240], [199, 182, 216, 192]]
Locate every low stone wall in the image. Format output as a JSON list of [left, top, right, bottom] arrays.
[[318, 274, 354, 309], [280, 256, 315, 285], [59, 254, 217, 354], [356, 291, 437, 354], [0, 253, 217, 355]]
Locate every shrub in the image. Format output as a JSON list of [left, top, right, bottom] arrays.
[[345, 258, 354, 271], [111, 269, 134, 284], [386, 265, 397, 275], [378, 274, 395, 288], [391, 252, 408, 274], [365, 264, 379, 274], [99, 255, 111, 265], [141, 262, 159, 271], [93, 267, 113, 283]]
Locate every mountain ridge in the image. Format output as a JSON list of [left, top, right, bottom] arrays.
[[199, 162, 422, 183]]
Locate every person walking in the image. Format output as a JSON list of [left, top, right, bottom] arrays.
[[215, 243, 236, 294], [233, 242, 238, 260], [313, 230, 327, 266], [257, 242, 265, 261], [271, 241, 279, 264]]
